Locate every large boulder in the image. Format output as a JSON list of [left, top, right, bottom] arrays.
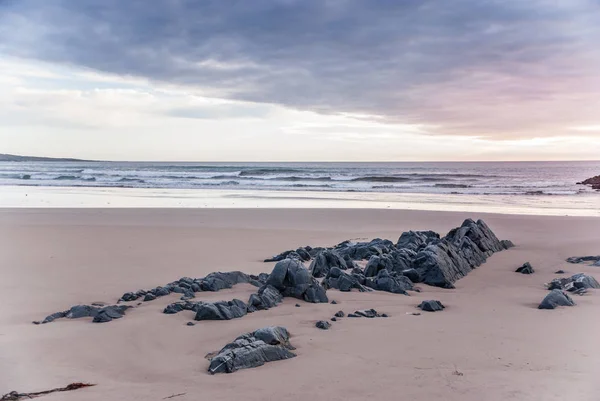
[[538, 289, 575, 309], [266, 259, 328, 303], [310, 249, 347, 278], [194, 299, 248, 321], [208, 326, 296, 374]]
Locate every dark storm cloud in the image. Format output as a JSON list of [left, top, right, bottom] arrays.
[[1, 0, 600, 138]]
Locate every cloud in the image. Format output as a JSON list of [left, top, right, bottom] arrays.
[[1, 0, 600, 140]]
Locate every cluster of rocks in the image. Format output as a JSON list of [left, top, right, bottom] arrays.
[[418, 300, 445, 312], [566, 256, 600, 267], [207, 326, 296, 374], [269, 219, 514, 290], [34, 304, 130, 324], [516, 262, 535, 274], [547, 273, 600, 295], [577, 175, 600, 190], [119, 271, 267, 303]]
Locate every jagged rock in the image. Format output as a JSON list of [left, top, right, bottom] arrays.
[[501, 240, 515, 249], [36, 304, 130, 324], [247, 285, 283, 312], [348, 309, 384, 318], [516, 262, 535, 274], [418, 300, 445, 312], [199, 271, 261, 292], [364, 254, 395, 277], [194, 299, 248, 321], [334, 238, 395, 260], [316, 320, 331, 330], [538, 289, 575, 309], [266, 258, 328, 303], [322, 267, 371, 292], [547, 273, 599, 293], [119, 292, 139, 302], [413, 219, 512, 288], [566, 256, 600, 266], [208, 326, 296, 374], [401, 268, 420, 283], [310, 249, 347, 278], [334, 310, 344, 317], [366, 269, 413, 294], [396, 230, 439, 252]]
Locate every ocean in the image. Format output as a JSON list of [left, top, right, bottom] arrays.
[[1, 160, 599, 215]]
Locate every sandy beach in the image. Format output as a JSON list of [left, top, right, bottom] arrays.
[[1, 208, 599, 401]]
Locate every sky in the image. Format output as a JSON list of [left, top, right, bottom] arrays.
[[1, 0, 600, 161]]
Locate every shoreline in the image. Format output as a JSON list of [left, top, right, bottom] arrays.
[[1, 185, 599, 216]]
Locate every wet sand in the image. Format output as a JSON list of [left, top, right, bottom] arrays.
[[0, 208, 599, 400]]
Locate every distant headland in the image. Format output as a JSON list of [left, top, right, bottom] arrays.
[[0, 153, 89, 162]]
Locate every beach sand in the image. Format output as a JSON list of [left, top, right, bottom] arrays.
[[0, 208, 599, 400]]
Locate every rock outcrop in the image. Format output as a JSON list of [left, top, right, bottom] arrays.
[[34, 304, 130, 324], [365, 269, 413, 294], [516, 262, 534, 274], [195, 299, 248, 321], [266, 259, 328, 303], [538, 289, 575, 309], [577, 175, 600, 190], [547, 273, 600, 295], [322, 267, 372, 292], [207, 326, 296, 374], [309, 249, 348, 278]]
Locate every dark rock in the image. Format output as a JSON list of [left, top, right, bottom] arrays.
[[566, 256, 600, 265], [396, 230, 439, 252], [322, 267, 371, 293], [352, 309, 383, 318], [295, 304, 301, 307], [538, 289, 575, 309], [516, 262, 535, 274], [164, 302, 186, 314], [247, 285, 283, 312], [295, 247, 312, 262], [119, 292, 139, 302], [143, 293, 157, 302], [334, 310, 345, 317], [381, 313, 389, 317], [347, 313, 359, 317], [330, 300, 338, 304], [401, 268, 420, 283], [331, 317, 337, 322], [187, 322, 195, 326], [547, 273, 600, 293], [199, 271, 260, 292], [266, 258, 328, 303], [366, 269, 413, 294], [310, 249, 347, 278], [334, 238, 395, 260], [208, 326, 296, 374], [364, 254, 394, 277], [38, 304, 130, 324], [171, 286, 185, 294], [555, 270, 566, 274], [579, 175, 600, 188], [316, 320, 331, 330], [194, 299, 248, 321], [418, 300, 445, 312]]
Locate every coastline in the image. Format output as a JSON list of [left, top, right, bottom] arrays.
[[1, 185, 599, 216], [1, 208, 599, 400]]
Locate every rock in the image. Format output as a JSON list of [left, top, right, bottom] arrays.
[[295, 304, 301, 307], [350, 309, 384, 318], [516, 262, 534, 274], [322, 267, 371, 293], [208, 326, 296, 374], [38, 304, 130, 324], [401, 268, 420, 283], [316, 320, 331, 330], [418, 300, 445, 312], [547, 273, 600, 293], [194, 299, 248, 321], [199, 271, 260, 292], [309, 249, 347, 278], [381, 313, 389, 317], [187, 322, 195, 326], [538, 289, 575, 309], [330, 300, 337, 304], [555, 270, 566, 274], [366, 269, 413, 294], [247, 285, 283, 312], [364, 254, 394, 277], [143, 293, 157, 302], [578, 175, 600, 188], [331, 317, 337, 321], [334, 238, 395, 260], [265, 247, 312, 262], [266, 258, 328, 303], [334, 310, 345, 317], [396, 230, 439, 252], [119, 292, 139, 302], [566, 256, 600, 265]]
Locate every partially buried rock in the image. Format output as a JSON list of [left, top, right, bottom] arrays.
[[207, 326, 296, 374], [418, 300, 445, 312], [555, 270, 566, 274], [538, 289, 575, 309], [36, 304, 131, 324], [186, 322, 195, 326], [334, 310, 345, 317], [316, 320, 331, 330], [515, 262, 534, 274], [348, 309, 384, 318], [547, 273, 599, 295]]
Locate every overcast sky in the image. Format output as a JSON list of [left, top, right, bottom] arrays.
[[1, 0, 600, 161]]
